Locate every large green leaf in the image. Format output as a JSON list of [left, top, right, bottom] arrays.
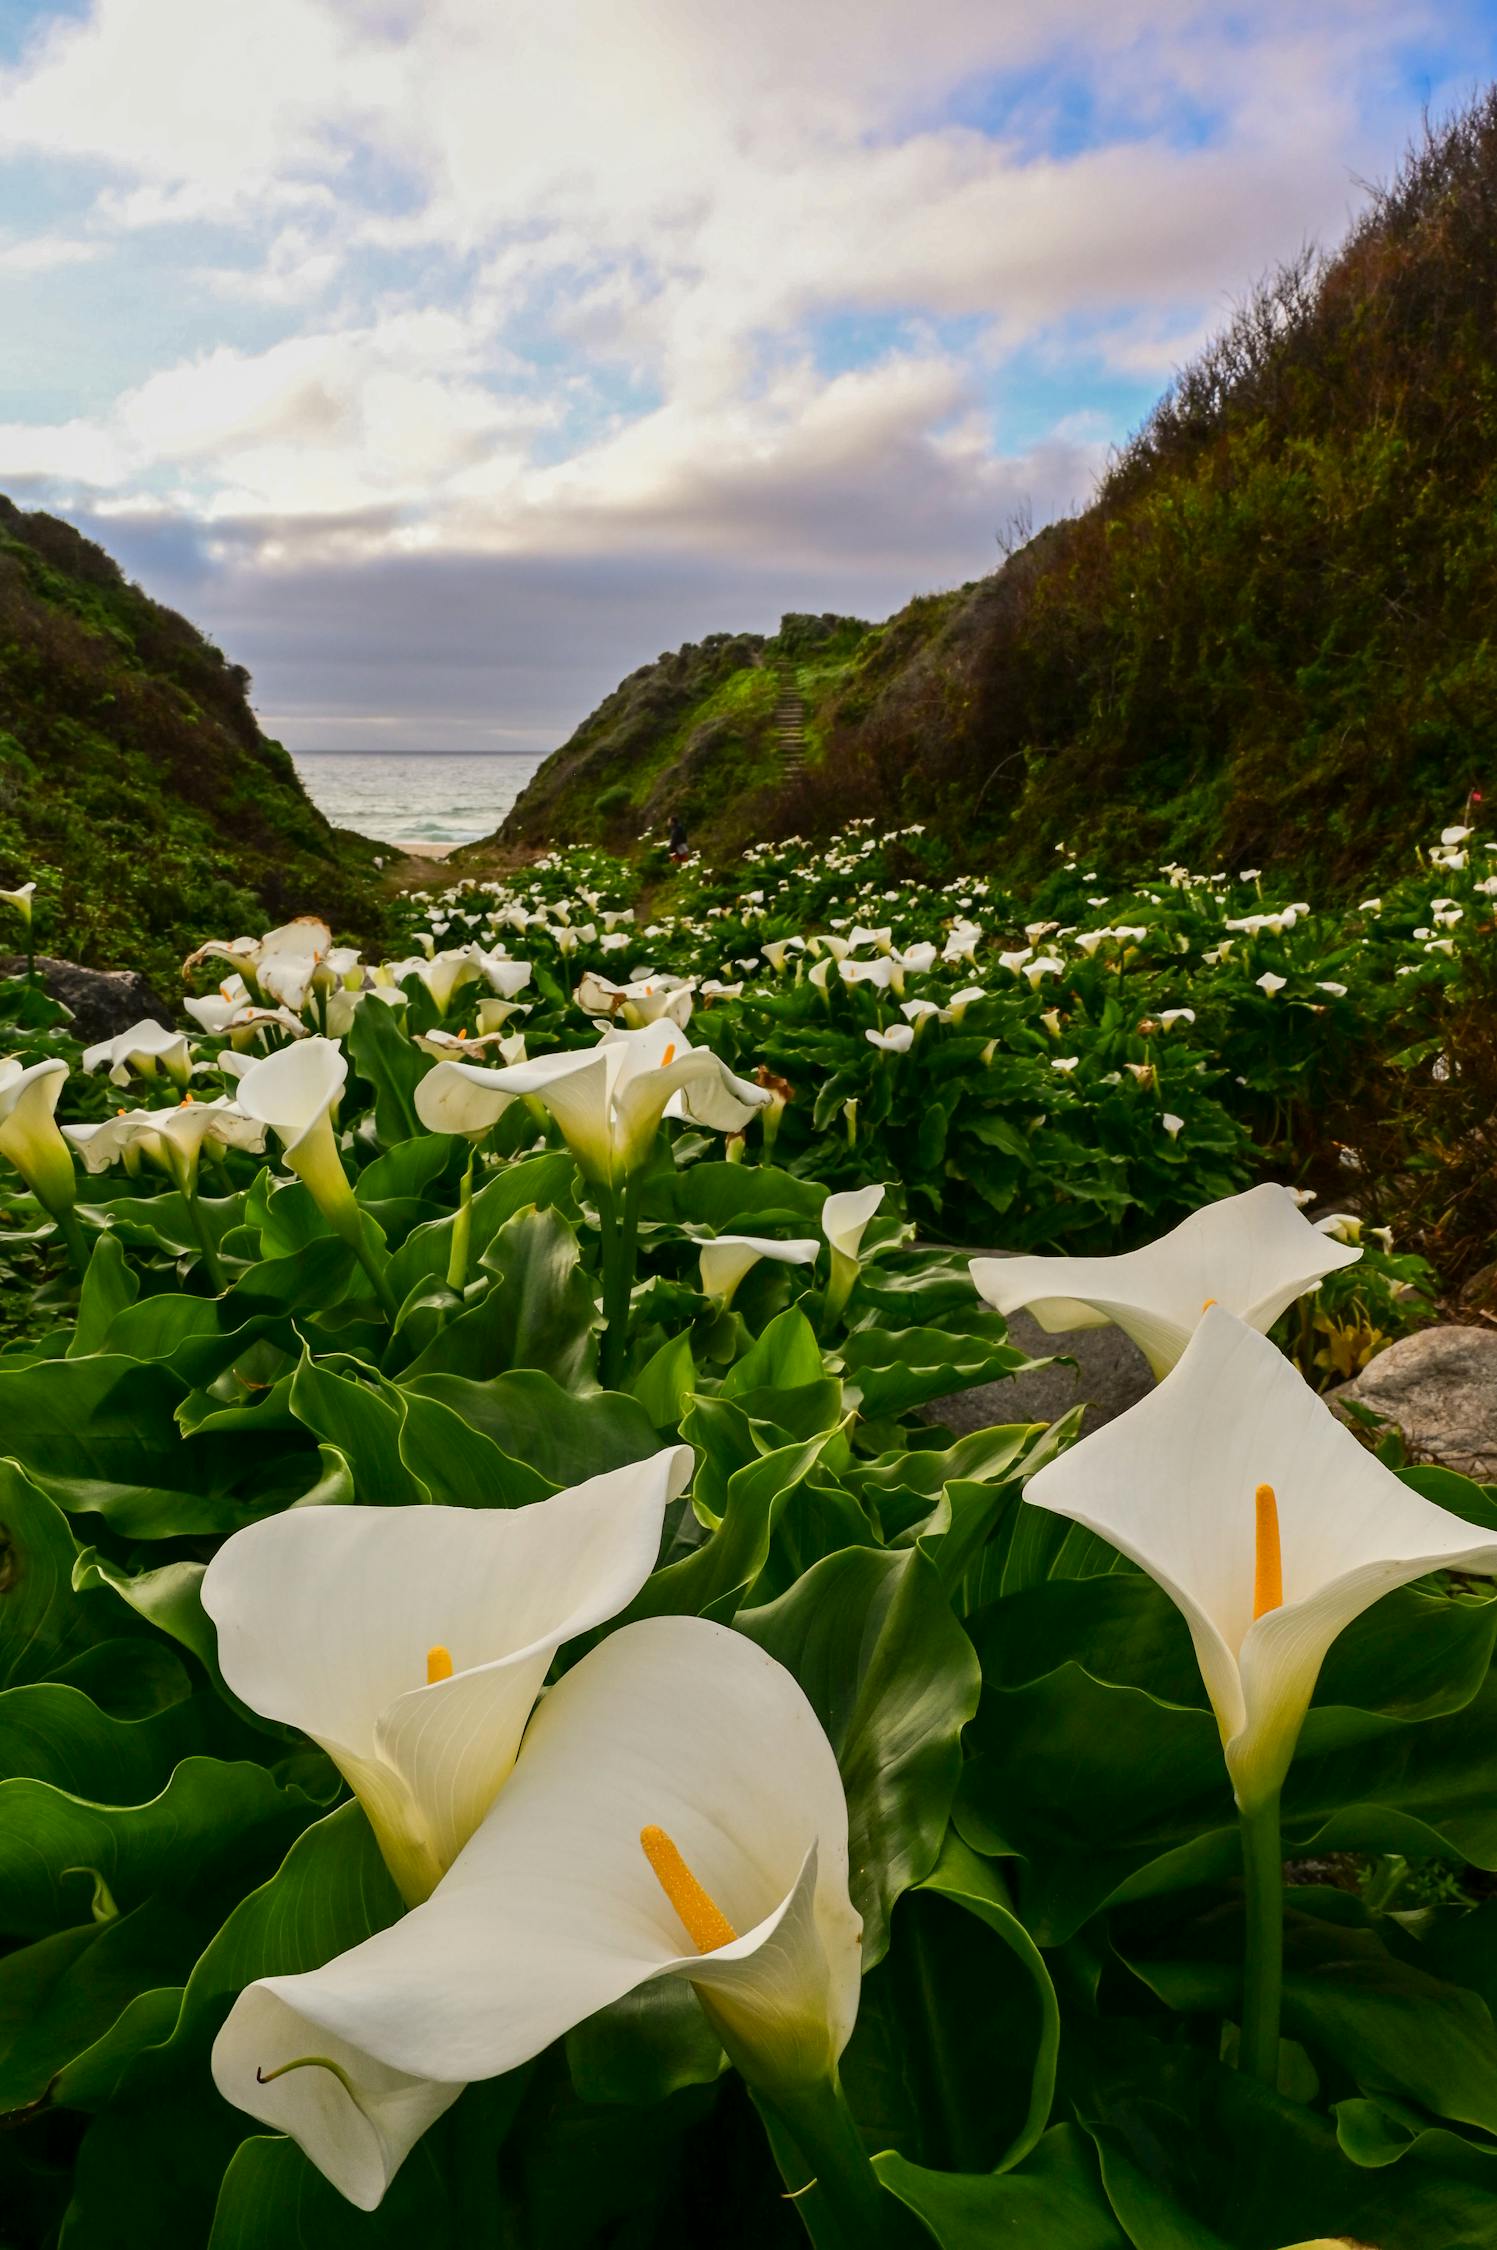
[[290, 1349, 427, 1504], [877, 2126, 1128, 2250], [346, 990, 426, 1145], [1121, 1887, 1497, 2134], [0, 1758, 319, 1941], [402, 1204, 597, 1385], [843, 1834, 1059, 2180], [59, 1805, 405, 2249], [0, 1459, 115, 1687], [842, 1317, 1035, 1419], [739, 1547, 980, 1963], [387, 1151, 578, 1302], [406, 1370, 662, 1489]]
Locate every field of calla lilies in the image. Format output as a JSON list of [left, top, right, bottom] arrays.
[[4, 823, 1497, 2247]]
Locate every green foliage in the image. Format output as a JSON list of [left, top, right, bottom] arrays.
[[0, 497, 384, 988], [7, 830, 1497, 2249]]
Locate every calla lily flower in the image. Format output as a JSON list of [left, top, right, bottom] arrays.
[[943, 984, 986, 1023], [185, 917, 333, 1005], [1025, 1308, 1497, 1807], [413, 1026, 526, 1068], [82, 1018, 192, 1089], [186, 975, 310, 1046], [414, 1021, 768, 1186], [865, 1024, 913, 1054], [324, 986, 408, 1039], [66, 1096, 264, 1188], [699, 1234, 820, 1305], [576, 970, 694, 1028], [0, 881, 35, 925], [211, 1616, 859, 2209], [0, 1057, 76, 1216], [203, 1448, 692, 1907], [970, 1183, 1360, 1379], [822, 1182, 886, 1319], [235, 1037, 356, 1234]]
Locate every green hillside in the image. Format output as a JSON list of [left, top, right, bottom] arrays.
[[499, 94, 1497, 891], [0, 497, 383, 987]]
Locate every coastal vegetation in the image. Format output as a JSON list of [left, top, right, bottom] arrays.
[[0, 498, 383, 991], [499, 95, 1497, 895], [1, 817, 1496, 2245]]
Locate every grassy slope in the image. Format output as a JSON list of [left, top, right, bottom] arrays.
[[498, 94, 1497, 895], [0, 498, 383, 988], [498, 613, 869, 853]]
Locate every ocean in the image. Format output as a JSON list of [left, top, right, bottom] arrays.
[[291, 751, 550, 847]]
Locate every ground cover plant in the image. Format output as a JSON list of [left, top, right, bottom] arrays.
[[1, 826, 1497, 2247]]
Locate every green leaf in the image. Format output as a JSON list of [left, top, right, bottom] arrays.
[[68, 1233, 139, 1357], [0, 1758, 320, 1941], [397, 1386, 556, 1507], [387, 1151, 578, 1303], [843, 1317, 1036, 1418], [402, 1205, 597, 1385], [346, 990, 426, 1145], [624, 1431, 837, 1626], [0, 1458, 114, 1687], [406, 1370, 662, 1489], [641, 1162, 827, 1230], [739, 1547, 980, 1964], [722, 1304, 826, 1398], [1122, 1890, 1497, 2134], [843, 1834, 1059, 2180], [630, 1330, 697, 1433], [876, 2126, 1127, 2250], [290, 1350, 428, 1504]]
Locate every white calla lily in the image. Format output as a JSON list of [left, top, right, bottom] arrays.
[[0, 881, 35, 924], [0, 1057, 76, 1217], [66, 1095, 263, 1189], [203, 1448, 691, 1907], [235, 1036, 355, 1233], [1025, 1308, 1497, 1808], [414, 1020, 767, 1186], [576, 970, 694, 1028], [970, 1183, 1360, 1379], [699, 1234, 820, 1305], [211, 1616, 860, 2208], [82, 1018, 192, 1089], [821, 1183, 885, 1319], [865, 1024, 913, 1054]]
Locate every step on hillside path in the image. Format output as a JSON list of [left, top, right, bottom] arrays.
[[775, 667, 809, 781]]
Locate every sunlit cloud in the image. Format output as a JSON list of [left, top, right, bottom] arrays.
[[0, 0, 1490, 745]]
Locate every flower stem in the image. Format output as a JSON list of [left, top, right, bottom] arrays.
[[752, 2076, 905, 2250], [446, 1149, 475, 1292], [597, 1174, 639, 1390], [355, 1238, 401, 1326], [1238, 1789, 1284, 2086], [184, 1187, 227, 1292], [53, 1204, 89, 1278]]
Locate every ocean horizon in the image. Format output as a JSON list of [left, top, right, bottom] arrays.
[[292, 748, 550, 846]]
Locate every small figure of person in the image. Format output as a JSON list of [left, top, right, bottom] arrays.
[[668, 811, 689, 863]]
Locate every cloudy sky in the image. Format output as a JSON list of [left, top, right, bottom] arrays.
[[2, 0, 1495, 754]]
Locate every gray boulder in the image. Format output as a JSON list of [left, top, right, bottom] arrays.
[[927, 1308, 1153, 1436], [1332, 1325, 1497, 1479], [0, 955, 176, 1043]]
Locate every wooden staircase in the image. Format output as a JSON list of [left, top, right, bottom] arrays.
[[775, 669, 809, 781]]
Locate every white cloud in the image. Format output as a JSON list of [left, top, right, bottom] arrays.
[[0, 0, 1472, 744], [0, 233, 100, 272]]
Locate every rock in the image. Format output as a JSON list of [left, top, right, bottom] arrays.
[[0, 955, 176, 1044], [926, 1308, 1153, 1437], [1332, 1325, 1497, 1478]]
